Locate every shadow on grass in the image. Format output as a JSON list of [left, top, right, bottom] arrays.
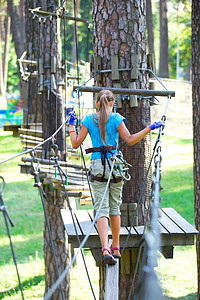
[[164, 292, 197, 299], [0, 274, 44, 299]]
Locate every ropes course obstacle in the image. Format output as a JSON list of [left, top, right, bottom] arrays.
[[0, 2, 198, 300]]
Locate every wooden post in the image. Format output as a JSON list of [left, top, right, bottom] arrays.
[[105, 261, 119, 300]]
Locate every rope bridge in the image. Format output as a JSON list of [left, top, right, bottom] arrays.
[[0, 3, 198, 300], [0, 84, 198, 299]]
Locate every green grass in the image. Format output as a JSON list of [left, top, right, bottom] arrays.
[[0, 131, 197, 299], [159, 136, 194, 224]]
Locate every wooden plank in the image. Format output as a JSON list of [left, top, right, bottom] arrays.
[[125, 226, 138, 235], [160, 246, 174, 259], [161, 208, 198, 234], [134, 225, 144, 235], [105, 259, 119, 300], [20, 134, 43, 142], [158, 209, 184, 234], [18, 128, 43, 137], [4, 124, 21, 132], [67, 232, 195, 249], [62, 208, 197, 250], [79, 198, 93, 205], [111, 55, 119, 80], [74, 210, 97, 235], [129, 82, 138, 107], [61, 209, 82, 236], [21, 156, 88, 170]]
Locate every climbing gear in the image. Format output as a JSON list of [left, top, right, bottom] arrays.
[[102, 248, 117, 265], [86, 146, 132, 182], [110, 245, 121, 259], [111, 151, 132, 181], [89, 173, 123, 183], [86, 145, 118, 183], [86, 145, 116, 154]]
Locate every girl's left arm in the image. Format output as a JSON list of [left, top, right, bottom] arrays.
[[69, 124, 88, 149], [117, 121, 151, 146]]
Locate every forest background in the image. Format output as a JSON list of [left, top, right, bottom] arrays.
[[0, 0, 192, 96], [0, 0, 197, 299]]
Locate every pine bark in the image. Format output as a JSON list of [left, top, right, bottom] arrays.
[[43, 185, 70, 299], [25, 0, 42, 124], [3, 14, 11, 92], [0, 6, 11, 96], [146, 0, 155, 56], [7, 0, 24, 58], [25, 1, 70, 298], [93, 0, 151, 298], [158, 0, 169, 78], [192, 1, 200, 298]]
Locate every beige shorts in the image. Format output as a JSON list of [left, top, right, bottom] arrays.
[[90, 159, 124, 221]]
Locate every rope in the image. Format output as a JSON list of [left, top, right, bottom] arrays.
[[0, 177, 25, 300], [30, 156, 65, 300], [44, 142, 119, 300], [121, 136, 159, 255], [0, 116, 70, 165], [126, 95, 171, 298], [50, 144, 96, 299]]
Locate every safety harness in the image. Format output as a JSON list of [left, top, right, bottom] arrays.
[[86, 145, 131, 183]]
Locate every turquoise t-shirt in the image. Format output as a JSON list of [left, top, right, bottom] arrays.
[[81, 112, 126, 159]]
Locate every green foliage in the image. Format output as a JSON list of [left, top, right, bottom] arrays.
[[152, 0, 191, 80], [7, 40, 20, 93], [61, 0, 93, 64]]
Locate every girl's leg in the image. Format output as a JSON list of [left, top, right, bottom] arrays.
[[109, 180, 124, 256], [97, 217, 110, 256], [110, 215, 121, 256]]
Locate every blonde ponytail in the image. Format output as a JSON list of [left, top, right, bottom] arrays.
[[94, 90, 115, 144]]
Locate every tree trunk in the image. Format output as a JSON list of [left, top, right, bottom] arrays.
[[3, 14, 11, 93], [0, 10, 3, 96], [7, 0, 24, 59], [19, 0, 26, 45], [192, 1, 200, 299], [146, 0, 155, 58], [71, 0, 81, 64], [24, 1, 70, 298], [159, 0, 169, 78], [93, 0, 151, 298], [41, 7, 66, 160], [0, 6, 11, 96], [43, 185, 70, 300], [24, 1, 42, 124]]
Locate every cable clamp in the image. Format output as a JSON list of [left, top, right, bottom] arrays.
[[34, 182, 42, 187], [0, 205, 6, 212]]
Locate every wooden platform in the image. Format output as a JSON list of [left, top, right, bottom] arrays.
[[4, 124, 21, 136], [61, 207, 198, 253]]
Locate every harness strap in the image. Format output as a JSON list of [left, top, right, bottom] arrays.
[[89, 173, 123, 183], [85, 145, 116, 154], [86, 145, 118, 183]]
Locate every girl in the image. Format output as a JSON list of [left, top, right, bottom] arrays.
[[68, 89, 164, 265]]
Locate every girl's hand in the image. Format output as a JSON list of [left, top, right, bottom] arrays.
[[68, 111, 76, 126], [149, 121, 165, 130]]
